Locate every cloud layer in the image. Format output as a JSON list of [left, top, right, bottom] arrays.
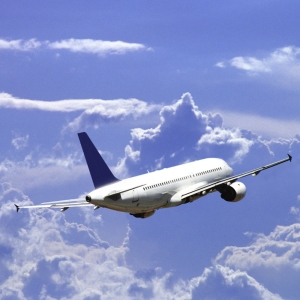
[[0, 184, 285, 300]]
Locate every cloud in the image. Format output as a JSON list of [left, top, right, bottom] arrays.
[[218, 110, 300, 139], [64, 99, 160, 132], [214, 221, 300, 299], [0, 38, 151, 56], [0, 38, 41, 51], [216, 224, 300, 271], [230, 56, 271, 73], [1, 184, 282, 300], [117, 93, 273, 177], [0, 93, 160, 115], [11, 134, 29, 150], [47, 38, 151, 56], [191, 265, 283, 300], [290, 196, 300, 220], [0, 183, 285, 300], [216, 46, 300, 90], [1, 91, 298, 299]]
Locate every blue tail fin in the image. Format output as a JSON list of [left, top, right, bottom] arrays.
[[78, 132, 119, 188]]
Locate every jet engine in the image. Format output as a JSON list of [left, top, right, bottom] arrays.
[[130, 211, 155, 218], [220, 182, 246, 202]]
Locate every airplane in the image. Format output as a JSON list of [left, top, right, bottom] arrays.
[[15, 132, 292, 218]]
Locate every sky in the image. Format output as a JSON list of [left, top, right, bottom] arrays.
[[0, 1, 300, 299]]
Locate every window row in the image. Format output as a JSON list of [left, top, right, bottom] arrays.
[[143, 167, 222, 190]]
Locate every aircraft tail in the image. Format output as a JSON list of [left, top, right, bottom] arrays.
[[78, 132, 119, 188]]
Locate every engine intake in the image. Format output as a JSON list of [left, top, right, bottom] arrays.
[[220, 182, 246, 202]]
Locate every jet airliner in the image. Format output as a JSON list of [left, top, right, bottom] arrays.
[[15, 132, 292, 218]]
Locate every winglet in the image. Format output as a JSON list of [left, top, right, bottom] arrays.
[[78, 132, 119, 188], [288, 154, 292, 162], [14, 204, 20, 212]]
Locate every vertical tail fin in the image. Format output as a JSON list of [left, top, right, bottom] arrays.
[[78, 132, 119, 188]]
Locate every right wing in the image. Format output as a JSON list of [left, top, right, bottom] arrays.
[[180, 154, 292, 201], [15, 198, 93, 212]]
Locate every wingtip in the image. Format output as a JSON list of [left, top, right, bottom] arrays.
[[288, 154, 292, 162], [14, 204, 20, 212]]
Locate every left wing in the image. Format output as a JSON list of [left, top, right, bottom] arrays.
[[181, 154, 292, 201], [15, 198, 93, 212]]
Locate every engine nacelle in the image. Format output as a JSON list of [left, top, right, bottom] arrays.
[[130, 211, 155, 219], [221, 182, 246, 202]]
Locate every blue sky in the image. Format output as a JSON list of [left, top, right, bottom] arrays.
[[0, 1, 300, 299]]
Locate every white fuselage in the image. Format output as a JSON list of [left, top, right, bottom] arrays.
[[88, 158, 233, 213]]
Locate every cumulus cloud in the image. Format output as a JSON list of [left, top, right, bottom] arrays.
[[0, 38, 150, 56], [117, 93, 273, 177], [216, 224, 300, 270], [0, 38, 41, 51], [216, 46, 300, 90], [214, 222, 300, 299], [191, 265, 283, 300]]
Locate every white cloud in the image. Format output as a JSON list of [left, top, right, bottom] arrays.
[[230, 56, 271, 73], [1, 91, 298, 299], [197, 127, 254, 164], [11, 134, 29, 150], [64, 99, 160, 132], [0, 92, 159, 113], [47, 38, 151, 56], [190, 265, 283, 300], [217, 46, 300, 90], [291, 196, 300, 220], [0, 38, 41, 51], [1, 184, 281, 299], [216, 223, 300, 270], [213, 221, 300, 299], [117, 93, 273, 177], [0, 38, 151, 56], [215, 61, 225, 68]]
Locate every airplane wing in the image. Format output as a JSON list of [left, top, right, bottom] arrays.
[[15, 198, 93, 212], [180, 154, 292, 201]]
